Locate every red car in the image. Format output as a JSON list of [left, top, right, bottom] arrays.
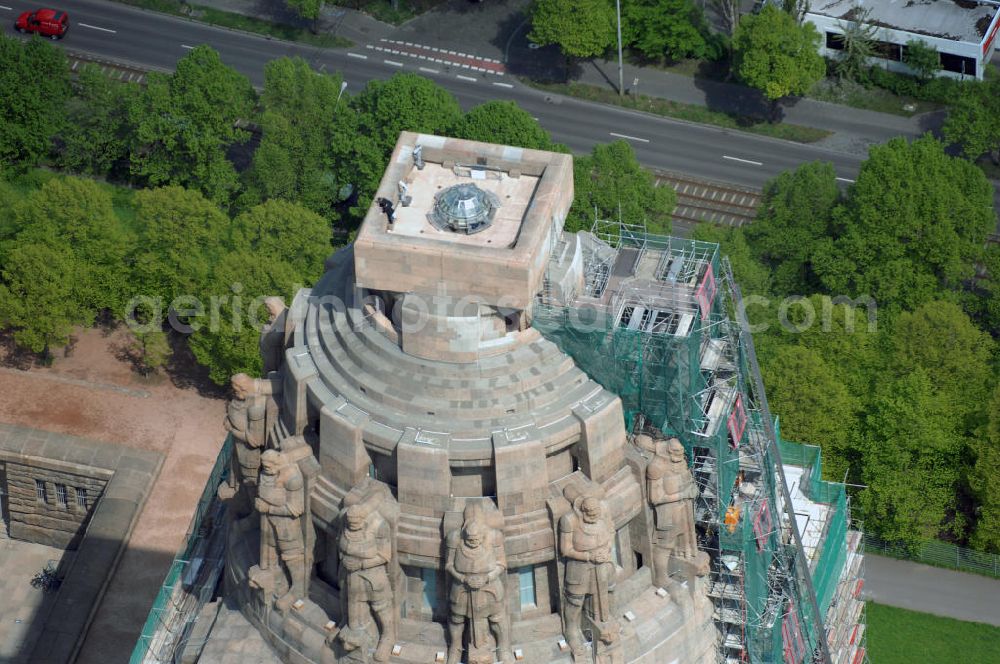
[[15, 8, 69, 39]]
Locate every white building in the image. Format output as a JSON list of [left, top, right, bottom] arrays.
[[805, 0, 1000, 79]]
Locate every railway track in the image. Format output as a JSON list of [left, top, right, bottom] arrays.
[[64, 49, 166, 84], [653, 170, 761, 237]]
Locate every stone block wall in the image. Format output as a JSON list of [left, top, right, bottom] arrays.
[[3, 456, 109, 549]]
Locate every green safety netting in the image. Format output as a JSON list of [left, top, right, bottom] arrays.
[[532, 231, 851, 664]]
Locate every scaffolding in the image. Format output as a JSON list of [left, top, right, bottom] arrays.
[[534, 225, 867, 664], [129, 435, 232, 664]]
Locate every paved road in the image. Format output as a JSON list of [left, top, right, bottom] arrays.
[[1, 0, 866, 189], [863, 554, 1000, 627]]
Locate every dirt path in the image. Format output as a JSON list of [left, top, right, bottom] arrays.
[[0, 326, 228, 663]]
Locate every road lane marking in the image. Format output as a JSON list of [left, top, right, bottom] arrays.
[[419, 66, 439, 74], [493, 81, 514, 89], [181, 44, 194, 49], [836, 177, 855, 183], [722, 155, 763, 166], [384, 59, 403, 67], [456, 74, 477, 82], [347, 52, 367, 59], [78, 22, 117, 33], [0, 5, 12, 10], [610, 132, 650, 143]]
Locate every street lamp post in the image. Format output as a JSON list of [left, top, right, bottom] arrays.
[[616, 0, 624, 96]]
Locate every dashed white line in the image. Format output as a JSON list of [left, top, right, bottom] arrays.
[[493, 81, 514, 89], [384, 59, 404, 67], [0, 5, 13, 10], [347, 52, 368, 59], [722, 155, 763, 166], [181, 44, 194, 49], [836, 177, 856, 183], [78, 22, 117, 34], [456, 74, 477, 82], [610, 132, 650, 143], [419, 66, 440, 74]]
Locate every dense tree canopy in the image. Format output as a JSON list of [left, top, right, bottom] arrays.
[[761, 345, 858, 480], [246, 58, 346, 218], [188, 250, 301, 385], [130, 186, 233, 306], [813, 136, 995, 312], [732, 5, 825, 102], [3, 178, 133, 313], [452, 101, 555, 150], [0, 35, 70, 169], [942, 79, 1000, 162], [969, 384, 1000, 552], [128, 45, 255, 203], [57, 64, 137, 177], [623, 0, 716, 62], [858, 368, 967, 548], [231, 199, 331, 282], [0, 243, 93, 355], [744, 161, 840, 295], [529, 0, 616, 59], [567, 141, 675, 234]]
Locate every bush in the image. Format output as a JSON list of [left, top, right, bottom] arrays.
[[866, 66, 966, 103]]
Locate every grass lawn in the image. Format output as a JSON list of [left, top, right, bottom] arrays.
[[866, 602, 1000, 664], [111, 0, 353, 48], [528, 81, 832, 144]]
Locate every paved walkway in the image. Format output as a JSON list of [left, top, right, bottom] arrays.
[[863, 554, 1000, 627], [0, 539, 71, 662]]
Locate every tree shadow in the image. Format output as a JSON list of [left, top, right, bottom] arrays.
[[916, 109, 947, 139], [494, 8, 572, 82], [0, 331, 44, 370], [692, 72, 786, 125], [163, 332, 229, 399]]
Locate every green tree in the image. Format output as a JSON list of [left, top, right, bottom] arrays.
[[453, 101, 554, 150], [528, 0, 616, 59], [744, 161, 840, 295], [942, 80, 1000, 162], [349, 73, 462, 156], [130, 328, 171, 376], [979, 244, 1000, 337], [691, 224, 770, 298], [128, 45, 255, 203], [57, 64, 138, 177], [3, 177, 134, 313], [231, 199, 331, 282], [886, 301, 995, 420], [245, 58, 346, 218], [834, 8, 877, 82], [130, 186, 233, 307], [0, 35, 70, 169], [904, 39, 940, 81], [732, 5, 825, 105], [761, 345, 858, 480], [969, 384, 1000, 552], [188, 250, 301, 384], [0, 243, 93, 356], [567, 141, 675, 234], [753, 293, 878, 397], [623, 0, 714, 62], [286, 0, 322, 20], [331, 73, 463, 222], [813, 136, 995, 311], [858, 368, 965, 548]]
